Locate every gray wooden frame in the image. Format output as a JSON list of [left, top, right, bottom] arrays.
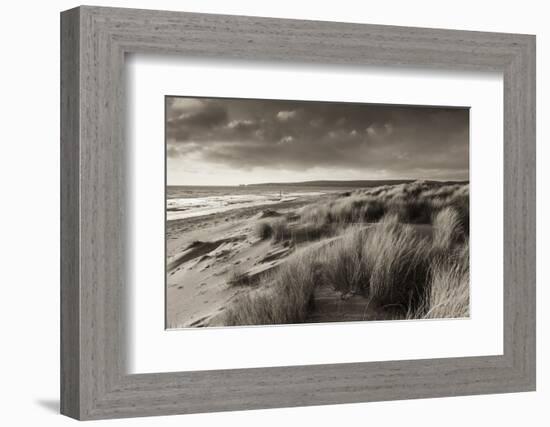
[[60, 5, 536, 420]]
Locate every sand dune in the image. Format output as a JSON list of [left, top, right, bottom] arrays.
[[166, 181, 469, 328], [166, 205, 298, 328]]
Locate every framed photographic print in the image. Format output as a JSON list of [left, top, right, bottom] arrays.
[[61, 6, 536, 420]]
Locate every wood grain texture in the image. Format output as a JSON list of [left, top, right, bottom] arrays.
[[60, 7, 80, 419], [60, 6, 536, 420]]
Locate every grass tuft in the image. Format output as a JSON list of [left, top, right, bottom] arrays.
[[410, 240, 470, 319], [227, 268, 256, 287], [365, 217, 432, 309], [224, 250, 320, 325], [255, 221, 273, 240], [323, 226, 369, 294], [432, 207, 463, 250]]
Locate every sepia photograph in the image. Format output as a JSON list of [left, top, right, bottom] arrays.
[[165, 96, 470, 329]]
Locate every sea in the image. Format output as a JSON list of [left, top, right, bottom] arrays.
[[166, 185, 341, 221]]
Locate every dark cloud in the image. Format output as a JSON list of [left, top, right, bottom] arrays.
[[166, 96, 469, 180], [166, 101, 228, 141]]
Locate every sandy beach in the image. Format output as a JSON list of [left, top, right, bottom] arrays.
[[165, 180, 467, 329], [166, 192, 336, 328]]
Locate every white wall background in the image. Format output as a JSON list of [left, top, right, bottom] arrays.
[[0, 0, 546, 425]]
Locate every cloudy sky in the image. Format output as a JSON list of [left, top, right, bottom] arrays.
[[166, 96, 469, 186]]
